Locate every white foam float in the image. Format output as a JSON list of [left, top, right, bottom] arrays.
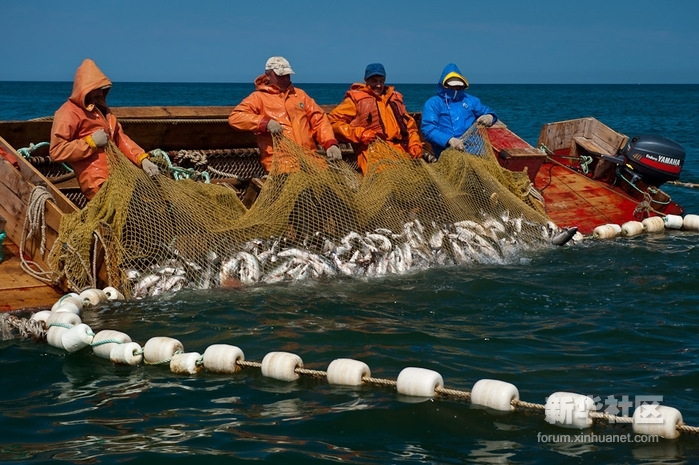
[[327, 358, 371, 386], [471, 379, 519, 412], [92, 330, 132, 359], [261, 351, 303, 382], [202, 344, 245, 374], [396, 367, 443, 398]]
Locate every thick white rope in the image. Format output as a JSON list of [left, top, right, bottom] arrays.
[[19, 185, 57, 283]]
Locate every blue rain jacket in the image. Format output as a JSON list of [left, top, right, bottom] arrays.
[[421, 63, 497, 158]]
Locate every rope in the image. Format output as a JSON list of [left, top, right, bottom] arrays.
[[435, 386, 471, 400], [589, 411, 634, 424], [3, 309, 698, 438], [92, 226, 117, 288], [0, 314, 46, 340], [143, 349, 185, 366], [19, 186, 57, 284], [150, 149, 211, 183], [295, 367, 327, 379], [610, 170, 673, 213], [18, 142, 73, 172], [579, 155, 593, 174], [206, 165, 243, 180], [535, 150, 675, 219], [50, 240, 95, 292], [678, 424, 699, 434], [668, 180, 699, 189], [512, 399, 546, 411], [16, 142, 50, 159]]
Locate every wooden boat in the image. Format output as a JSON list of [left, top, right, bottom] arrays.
[[0, 107, 686, 311], [488, 116, 685, 234]]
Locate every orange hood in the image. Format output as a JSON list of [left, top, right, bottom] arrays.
[[69, 59, 112, 111]]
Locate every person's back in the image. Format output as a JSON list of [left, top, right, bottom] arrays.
[[228, 56, 341, 173], [421, 63, 497, 159]]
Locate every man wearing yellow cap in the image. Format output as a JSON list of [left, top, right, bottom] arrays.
[[421, 63, 497, 159]]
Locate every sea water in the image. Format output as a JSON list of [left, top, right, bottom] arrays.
[[1, 82, 699, 464]]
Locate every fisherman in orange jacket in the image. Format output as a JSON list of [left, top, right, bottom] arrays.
[[328, 63, 423, 175], [49, 59, 160, 201], [228, 56, 342, 174]]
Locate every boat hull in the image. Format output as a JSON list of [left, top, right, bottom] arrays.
[[0, 109, 686, 310], [487, 117, 684, 234]]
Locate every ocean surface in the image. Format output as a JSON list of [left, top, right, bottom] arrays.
[[1, 82, 699, 464]]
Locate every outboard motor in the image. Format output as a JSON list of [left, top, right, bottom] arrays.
[[620, 134, 685, 187]]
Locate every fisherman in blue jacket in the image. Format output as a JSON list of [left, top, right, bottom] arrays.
[[421, 63, 497, 159]]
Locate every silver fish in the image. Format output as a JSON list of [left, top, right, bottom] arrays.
[[235, 251, 261, 284], [365, 233, 392, 253], [133, 273, 160, 297], [551, 226, 578, 246]]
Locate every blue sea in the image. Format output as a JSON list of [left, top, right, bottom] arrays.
[[1, 82, 699, 464]]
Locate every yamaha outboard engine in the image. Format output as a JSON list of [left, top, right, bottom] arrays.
[[620, 134, 685, 186]]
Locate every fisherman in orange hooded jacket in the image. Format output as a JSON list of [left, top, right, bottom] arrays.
[[50, 59, 159, 201], [328, 63, 423, 175], [228, 56, 342, 174]]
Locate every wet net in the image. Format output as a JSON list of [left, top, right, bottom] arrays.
[[48, 125, 555, 298]]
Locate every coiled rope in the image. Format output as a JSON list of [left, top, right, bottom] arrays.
[[19, 186, 57, 283], [150, 149, 211, 182], [18, 142, 73, 173]]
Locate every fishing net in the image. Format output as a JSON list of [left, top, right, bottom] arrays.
[[47, 125, 555, 298]]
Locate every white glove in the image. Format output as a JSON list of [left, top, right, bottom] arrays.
[[141, 158, 160, 177], [476, 114, 494, 127], [266, 119, 283, 135], [325, 145, 342, 160], [91, 129, 109, 147], [448, 137, 465, 151]]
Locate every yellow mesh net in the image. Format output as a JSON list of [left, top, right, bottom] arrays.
[[48, 125, 554, 298]]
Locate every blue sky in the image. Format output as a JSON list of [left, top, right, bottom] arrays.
[[2, 0, 698, 84]]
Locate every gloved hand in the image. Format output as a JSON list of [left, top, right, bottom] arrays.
[[89, 129, 109, 148], [476, 114, 494, 127], [409, 145, 423, 159], [266, 119, 283, 135], [448, 137, 465, 151], [141, 158, 160, 177], [360, 129, 377, 145], [325, 145, 342, 160]]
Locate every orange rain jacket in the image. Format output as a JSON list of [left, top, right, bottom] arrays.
[[50, 59, 147, 200], [227, 74, 338, 173], [328, 83, 422, 175]]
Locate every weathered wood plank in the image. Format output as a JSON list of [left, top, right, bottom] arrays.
[[0, 240, 62, 312]]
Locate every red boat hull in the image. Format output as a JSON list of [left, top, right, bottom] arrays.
[[487, 119, 684, 235]]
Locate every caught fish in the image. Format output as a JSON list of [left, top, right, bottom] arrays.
[[365, 233, 392, 253], [428, 230, 444, 250], [133, 273, 160, 297], [236, 251, 261, 284], [551, 226, 578, 246]]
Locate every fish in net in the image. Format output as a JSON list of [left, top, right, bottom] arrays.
[[47, 125, 559, 298]]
